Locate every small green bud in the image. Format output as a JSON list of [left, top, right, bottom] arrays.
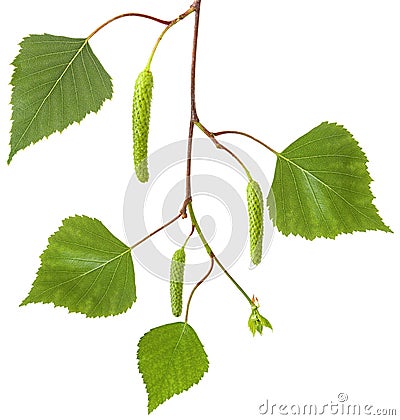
[[248, 300, 272, 336], [169, 247, 186, 317], [132, 69, 153, 183], [247, 179, 264, 265]]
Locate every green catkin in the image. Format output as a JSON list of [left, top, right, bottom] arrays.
[[247, 180, 264, 265], [132, 69, 153, 183], [169, 247, 186, 317]]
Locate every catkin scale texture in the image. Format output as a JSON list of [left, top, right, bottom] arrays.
[[170, 248, 186, 317], [132, 69, 153, 183], [247, 180, 264, 265]]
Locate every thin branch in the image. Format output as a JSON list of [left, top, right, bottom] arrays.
[[86, 13, 171, 41], [130, 213, 181, 250], [213, 255, 253, 305], [183, 224, 196, 248], [185, 257, 214, 323], [190, 4, 201, 122], [182, 0, 202, 217], [187, 202, 213, 257], [146, 7, 196, 68], [213, 130, 279, 156], [187, 202, 253, 306], [184, 121, 195, 217], [195, 121, 253, 180], [182, 0, 254, 309]]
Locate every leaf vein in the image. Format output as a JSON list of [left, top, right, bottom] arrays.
[[85, 46, 109, 91], [53, 239, 121, 254], [75, 224, 125, 248], [286, 160, 311, 237], [286, 158, 383, 229], [309, 170, 364, 179], [17, 49, 83, 62], [117, 254, 130, 311], [73, 265, 106, 308], [154, 324, 188, 397], [325, 186, 349, 231], [80, 51, 95, 106], [279, 159, 286, 228], [32, 250, 129, 299], [292, 154, 364, 161], [284, 133, 346, 155], [304, 171, 331, 235], [89, 256, 122, 316]]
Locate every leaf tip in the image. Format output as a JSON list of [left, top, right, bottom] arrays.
[[19, 298, 29, 307], [7, 150, 14, 165], [381, 224, 393, 234]]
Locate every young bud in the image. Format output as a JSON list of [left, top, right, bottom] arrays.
[[248, 305, 273, 336]]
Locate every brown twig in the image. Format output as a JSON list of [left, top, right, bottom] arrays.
[[195, 121, 253, 179], [182, 0, 202, 217], [130, 213, 181, 250], [86, 13, 171, 41]]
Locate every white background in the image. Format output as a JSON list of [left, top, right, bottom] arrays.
[[1, 1, 399, 419]]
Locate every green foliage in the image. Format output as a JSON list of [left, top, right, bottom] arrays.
[[267, 122, 392, 240], [247, 179, 264, 265], [21, 215, 136, 317], [248, 305, 273, 336], [170, 247, 186, 317], [9, 34, 112, 163], [133, 69, 153, 182], [8, 5, 393, 415], [137, 322, 209, 413]]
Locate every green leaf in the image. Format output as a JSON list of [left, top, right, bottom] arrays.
[[138, 322, 209, 413], [21, 215, 135, 317], [9, 34, 113, 163], [267, 122, 392, 239]]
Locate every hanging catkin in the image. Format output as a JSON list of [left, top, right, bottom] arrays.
[[169, 247, 186, 317], [247, 180, 264, 265], [132, 69, 153, 182]]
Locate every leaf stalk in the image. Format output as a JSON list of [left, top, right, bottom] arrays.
[[213, 130, 279, 156], [130, 213, 182, 250], [86, 13, 172, 41], [195, 121, 253, 180], [146, 7, 196, 69], [185, 257, 214, 323]]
